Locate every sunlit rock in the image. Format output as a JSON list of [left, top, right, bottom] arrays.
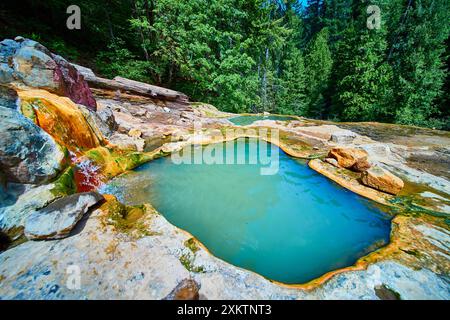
[[24, 192, 104, 240], [362, 165, 404, 195], [328, 147, 369, 169], [0, 37, 96, 110]]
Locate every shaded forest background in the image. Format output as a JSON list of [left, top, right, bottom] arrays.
[[0, 0, 449, 129]]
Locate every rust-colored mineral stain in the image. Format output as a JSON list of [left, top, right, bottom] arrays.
[[74, 168, 102, 192], [18, 89, 102, 153]]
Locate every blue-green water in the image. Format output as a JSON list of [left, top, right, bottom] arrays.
[[229, 115, 297, 126], [100, 139, 391, 284]]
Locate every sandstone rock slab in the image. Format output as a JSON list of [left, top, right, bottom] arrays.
[[0, 183, 61, 237], [109, 133, 146, 152], [351, 157, 371, 172], [324, 157, 340, 167], [361, 165, 404, 195], [128, 128, 142, 138], [24, 192, 104, 240], [328, 147, 369, 169], [330, 130, 357, 144]]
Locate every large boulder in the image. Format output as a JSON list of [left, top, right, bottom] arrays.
[[0, 37, 96, 110], [361, 166, 404, 195], [0, 183, 61, 238], [328, 147, 369, 169], [0, 86, 18, 109], [0, 106, 65, 184], [24, 192, 104, 240]]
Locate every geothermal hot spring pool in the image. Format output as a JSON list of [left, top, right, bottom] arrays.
[[101, 139, 391, 284]]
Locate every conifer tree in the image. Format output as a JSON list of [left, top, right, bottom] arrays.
[[278, 49, 309, 115], [387, 0, 450, 127], [332, 1, 393, 122], [305, 28, 333, 118]]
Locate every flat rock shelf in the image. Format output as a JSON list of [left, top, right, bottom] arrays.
[[229, 115, 298, 126], [100, 139, 392, 284]]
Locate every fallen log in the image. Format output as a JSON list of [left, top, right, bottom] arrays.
[[72, 64, 189, 103]]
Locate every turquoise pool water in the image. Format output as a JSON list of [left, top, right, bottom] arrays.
[[101, 139, 391, 284], [229, 115, 297, 126]]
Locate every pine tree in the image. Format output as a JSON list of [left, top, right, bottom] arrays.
[[332, 1, 393, 122], [304, 0, 325, 43], [305, 28, 333, 118], [278, 49, 309, 115], [387, 0, 450, 128], [322, 0, 354, 50]]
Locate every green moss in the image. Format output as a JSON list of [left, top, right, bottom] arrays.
[[307, 153, 327, 159], [20, 101, 37, 123], [184, 238, 200, 253], [105, 199, 160, 238], [390, 196, 450, 222], [179, 253, 205, 273], [86, 147, 155, 179], [123, 152, 152, 170], [51, 167, 76, 197], [86, 149, 105, 163], [219, 127, 229, 136], [106, 198, 128, 220]]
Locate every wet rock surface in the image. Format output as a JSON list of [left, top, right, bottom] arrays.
[[374, 284, 401, 300], [17, 90, 103, 152]]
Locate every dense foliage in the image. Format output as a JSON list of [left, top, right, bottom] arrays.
[[1, 0, 449, 129]]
